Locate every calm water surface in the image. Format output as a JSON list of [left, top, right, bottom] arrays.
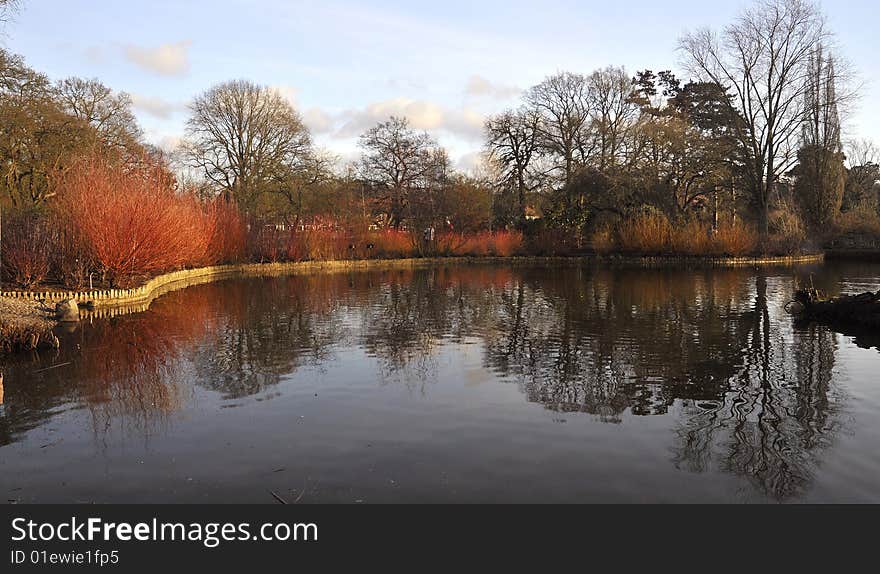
[[2, 262, 880, 503]]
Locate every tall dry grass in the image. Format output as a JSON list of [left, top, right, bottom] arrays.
[[615, 212, 758, 257], [617, 211, 672, 254], [713, 222, 758, 256]]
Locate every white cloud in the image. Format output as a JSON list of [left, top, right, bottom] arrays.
[[124, 40, 191, 76], [456, 151, 487, 174], [333, 98, 485, 141], [130, 94, 184, 119], [269, 85, 300, 107], [267, 87, 335, 134], [156, 135, 183, 152], [302, 107, 334, 134], [464, 75, 521, 100], [140, 129, 183, 154]]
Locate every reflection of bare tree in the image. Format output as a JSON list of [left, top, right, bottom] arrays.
[[672, 275, 845, 501], [190, 278, 349, 398], [482, 267, 758, 420], [356, 267, 507, 392]]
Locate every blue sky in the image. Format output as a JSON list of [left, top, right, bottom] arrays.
[[4, 0, 878, 170]]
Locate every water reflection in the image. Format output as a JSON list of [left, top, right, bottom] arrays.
[[671, 279, 845, 500], [0, 262, 873, 502]]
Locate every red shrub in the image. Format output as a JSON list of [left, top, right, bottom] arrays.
[[52, 225, 94, 289], [205, 200, 247, 264], [249, 226, 287, 263], [436, 232, 468, 256], [433, 231, 523, 256], [56, 157, 216, 287], [368, 229, 416, 259], [487, 230, 523, 256], [299, 229, 352, 261]]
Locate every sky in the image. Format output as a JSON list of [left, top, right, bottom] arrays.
[[3, 0, 878, 172]]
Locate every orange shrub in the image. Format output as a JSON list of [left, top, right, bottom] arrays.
[[57, 157, 216, 286], [713, 222, 757, 256], [368, 229, 415, 259], [669, 220, 713, 256], [617, 211, 672, 254], [460, 233, 491, 256], [435, 232, 468, 256], [438, 231, 523, 256], [299, 229, 352, 261], [487, 230, 523, 256], [53, 225, 94, 289], [590, 226, 614, 254]]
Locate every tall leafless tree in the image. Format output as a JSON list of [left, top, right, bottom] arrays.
[[680, 0, 830, 237], [0, 0, 19, 28], [795, 44, 849, 227], [183, 80, 312, 211], [526, 72, 591, 187], [56, 77, 142, 153], [586, 66, 640, 171], [358, 116, 439, 229], [485, 107, 541, 226]]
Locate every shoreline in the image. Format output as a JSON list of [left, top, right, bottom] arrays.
[[0, 252, 825, 354], [0, 297, 58, 353]]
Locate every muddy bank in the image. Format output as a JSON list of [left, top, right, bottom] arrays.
[[0, 297, 58, 353]]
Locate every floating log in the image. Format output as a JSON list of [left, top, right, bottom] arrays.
[[791, 287, 880, 331]]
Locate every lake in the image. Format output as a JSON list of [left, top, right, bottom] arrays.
[[2, 261, 879, 503]]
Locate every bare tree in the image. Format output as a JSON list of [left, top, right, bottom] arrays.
[[183, 80, 312, 211], [801, 45, 842, 153], [358, 116, 439, 229], [680, 0, 829, 237], [845, 139, 878, 169], [271, 149, 336, 225], [56, 77, 142, 152], [0, 0, 19, 28], [526, 72, 591, 187], [485, 107, 541, 226], [843, 139, 880, 211], [586, 66, 640, 171]]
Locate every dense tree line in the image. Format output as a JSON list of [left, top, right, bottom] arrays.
[[2, 0, 880, 289]]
